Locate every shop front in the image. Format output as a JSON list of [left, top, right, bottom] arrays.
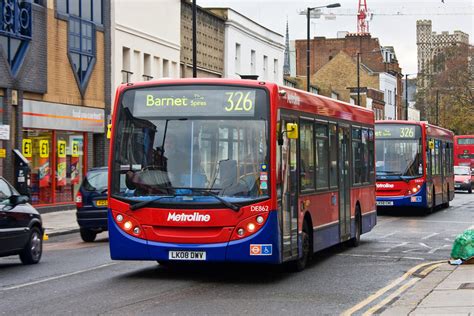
[[23, 100, 104, 207]]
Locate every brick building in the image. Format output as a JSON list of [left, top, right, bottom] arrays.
[[311, 51, 385, 119], [0, 0, 111, 211], [181, 0, 225, 78], [295, 33, 404, 119]]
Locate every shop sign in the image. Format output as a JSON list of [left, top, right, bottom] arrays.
[[23, 100, 105, 133], [71, 140, 80, 157], [22, 139, 32, 158], [57, 140, 67, 158], [39, 140, 49, 158], [0, 125, 10, 140], [0, 149, 6, 158]]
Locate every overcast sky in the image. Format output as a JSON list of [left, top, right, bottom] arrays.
[[198, 0, 473, 74]]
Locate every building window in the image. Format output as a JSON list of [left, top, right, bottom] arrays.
[[250, 50, 256, 74], [163, 59, 170, 77], [273, 59, 278, 82], [56, 0, 103, 25], [235, 43, 241, 74], [0, 0, 32, 75], [68, 17, 95, 90], [331, 92, 339, 100], [263, 55, 268, 80]]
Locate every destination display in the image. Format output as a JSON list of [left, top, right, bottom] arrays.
[[130, 87, 257, 117], [375, 124, 421, 139]]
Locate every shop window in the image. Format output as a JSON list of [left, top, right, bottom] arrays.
[[0, 0, 32, 75], [0, 97, 4, 177], [55, 132, 85, 203], [23, 130, 86, 205], [68, 17, 95, 93], [23, 130, 53, 204]]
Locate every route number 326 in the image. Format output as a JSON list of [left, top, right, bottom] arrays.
[[224, 91, 253, 112], [400, 127, 414, 138]]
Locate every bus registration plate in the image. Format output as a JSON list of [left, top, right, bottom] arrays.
[[169, 251, 206, 261], [376, 201, 393, 206]]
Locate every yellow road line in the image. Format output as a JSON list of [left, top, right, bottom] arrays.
[[340, 260, 445, 316], [362, 263, 443, 315]]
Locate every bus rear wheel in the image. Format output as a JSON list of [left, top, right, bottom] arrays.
[[349, 208, 361, 247]]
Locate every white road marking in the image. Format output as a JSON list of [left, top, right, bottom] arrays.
[[1, 262, 117, 291], [379, 242, 409, 253], [379, 232, 396, 239], [337, 253, 424, 261], [421, 232, 439, 240]]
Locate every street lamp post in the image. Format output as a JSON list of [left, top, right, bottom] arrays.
[[357, 52, 360, 106], [405, 74, 408, 120], [305, 3, 341, 92], [192, 0, 197, 78]]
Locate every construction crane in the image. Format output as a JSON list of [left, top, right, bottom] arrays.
[[307, 4, 473, 27], [357, 0, 369, 34]]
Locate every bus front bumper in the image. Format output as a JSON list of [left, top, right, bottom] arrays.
[[108, 211, 281, 264], [376, 184, 427, 208]]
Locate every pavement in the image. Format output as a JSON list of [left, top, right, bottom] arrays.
[[42, 208, 79, 237], [381, 263, 474, 315], [41, 210, 474, 315]]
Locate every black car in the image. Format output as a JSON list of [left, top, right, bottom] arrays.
[[76, 167, 109, 242], [0, 177, 43, 264]]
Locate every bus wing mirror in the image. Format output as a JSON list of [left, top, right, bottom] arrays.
[[286, 123, 298, 139]]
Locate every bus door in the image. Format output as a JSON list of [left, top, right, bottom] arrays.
[[277, 116, 299, 262], [338, 124, 351, 241]]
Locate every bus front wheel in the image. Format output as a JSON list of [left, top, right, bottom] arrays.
[[289, 221, 311, 272]]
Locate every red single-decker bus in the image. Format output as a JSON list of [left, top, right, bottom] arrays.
[[107, 78, 377, 270]]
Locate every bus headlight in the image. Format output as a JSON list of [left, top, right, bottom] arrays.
[[124, 221, 132, 231], [231, 213, 269, 241], [464, 179, 470, 184], [116, 214, 124, 222], [247, 223, 256, 232]]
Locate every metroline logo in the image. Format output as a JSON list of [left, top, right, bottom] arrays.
[[167, 212, 211, 222], [376, 183, 395, 189]]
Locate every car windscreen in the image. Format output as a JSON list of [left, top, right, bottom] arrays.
[[454, 166, 470, 175], [82, 170, 108, 192]]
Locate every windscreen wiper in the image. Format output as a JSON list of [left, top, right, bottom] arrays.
[[175, 187, 240, 212], [129, 195, 176, 211]]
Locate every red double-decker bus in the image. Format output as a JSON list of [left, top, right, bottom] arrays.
[[454, 135, 474, 168], [375, 121, 454, 212], [107, 78, 376, 270]]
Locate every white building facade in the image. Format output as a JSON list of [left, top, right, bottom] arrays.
[[208, 8, 285, 84], [379, 72, 397, 120], [111, 0, 181, 100]]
